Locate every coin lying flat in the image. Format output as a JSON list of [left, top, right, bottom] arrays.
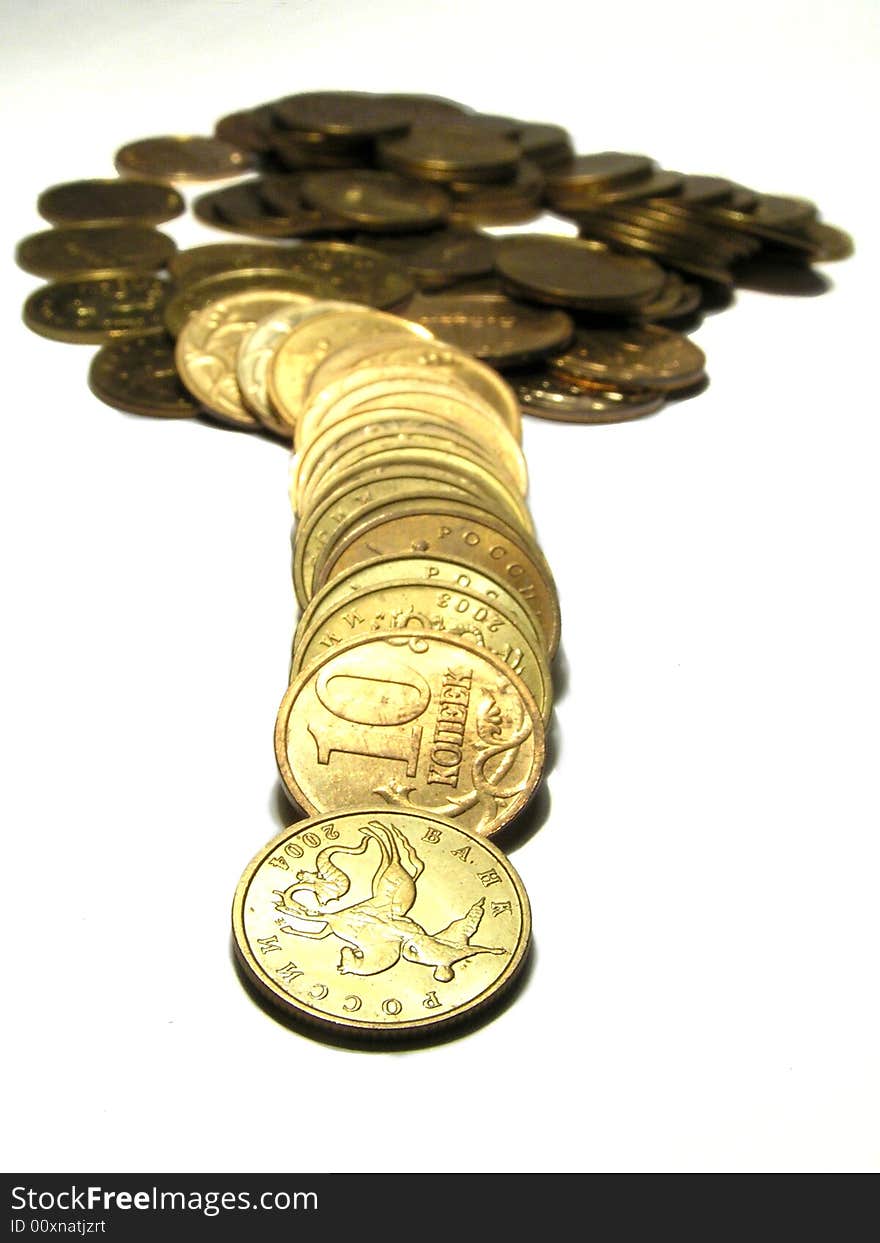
[[193, 180, 334, 238], [175, 288, 314, 429], [23, 275, 169, 344], [300, 170, 451, 231], [274, 91, 412, 140], [515, 370, 666, 423], [379, 126, 520, 183], [37, 178, 184, 227], [16, 225, 176, 280], [88, 335, 199, 419], [403, 291, 574, 367], [115, 135, 255, 181], [275, 630, 545, 837], [167, 242, 295, 284], [358, 228, 495, 288], [553, 326, 706, 392], [232, 808, 531, 1037], [546, 152, 655, 198], [496, 235, 666, 312]]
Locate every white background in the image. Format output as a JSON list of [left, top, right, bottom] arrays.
[[2, 0, 877, 1174]]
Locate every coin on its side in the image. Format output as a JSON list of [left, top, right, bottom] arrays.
[[270, 308, 433, 437], [294, 577, 553, 722], [23, 275, 169, 344], [115, 134, 255, 181], [232, 808, 531, 1038], [175, 288, 314, 429], [16, 225, 176, 280], [88, 334, 198, 419], [314, 499, 560, 659], [275, 630, 545, 837], [37, 178, 184, 226]]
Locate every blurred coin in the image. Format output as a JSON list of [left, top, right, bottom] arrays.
[[88, 334, 198, 419], [355, 228, 495, 288], [165, 267, 319, 336], [23, 274, 168, 343], [193, 180, 334, 237], [275, 91, 411, 140], [515, 370, 665, 423], [546, 152, 655, 197], [16, 225, 176, 279], [115, 135, 254, 181], [804, 221, 854, 262], [175, 288, 314, 429], [214, 105, 278, 154], [404, 291, 573, 367], [496, 234, 665, 311], [300, 169, 450, 231], [553, 326, 706, 392], [379, 127, 520, 183], [38, 178, 184, 227], [168, 242, 295, 284], [517, 122, 574, 168]]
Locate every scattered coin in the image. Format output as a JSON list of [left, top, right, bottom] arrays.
[[115, 135, 255, 181], [553, 326, 706, 392], [16, 225, 176, 279], [88, 334, 199, 419], [37, 178, 184, 227], [301, 169, 451, 232], [404, 291, 573, 367], [23, 274, 168, 343]]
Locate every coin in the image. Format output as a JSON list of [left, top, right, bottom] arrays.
[[274, 91, 411, 140], [167, 243, 295, 284], [16, 225, 176, 280], [164, 267, 329, 336], [294, 471, 482, 605], [294, 578, 553, 722], [517, 121, 574, 168], [23, 274, 168, 343], [238, 300, 365, 436], [305, 336, 522, 440], [314, 499, 560, 658], [115, 135, 255, 181], [291, 412, 514, 515], [88, 334, 198, 419], [300, 170, 451, 231], [356, 228, 495, 288], [232, 808, 531, 1037], [275, 630, 546, 836], [175, 288, 314, 429], [378, 127, 520, 183], [215, 105, 278, 154], [546, 152, 655, 199], [295, 555, 545, 663], [804, 221, 854, 262], [193, 180, 333, 237], [270, 308, 433, 437], [515, 370, 666, 423], [37, 178, 184, 227], [403, 292, 573, 367], [496, 234, 666, 311], [553, 326, 706, 392]]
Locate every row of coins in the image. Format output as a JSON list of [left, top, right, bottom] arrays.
[[232, 302, 554, 1037]]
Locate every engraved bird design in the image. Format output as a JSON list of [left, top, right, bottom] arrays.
[[273, 820, 505, 981]]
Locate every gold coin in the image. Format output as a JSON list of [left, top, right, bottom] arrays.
[[270, 308, 433, 438], [306, 336, 522, 441], [553, 326, 706, 392], [294, 578, 553, 722], [304, 445, 533, 536], [291, 411, 511, 514], [88, 334, 198, 419], [237, 301, 359, 437], [164, 267, 324, 337], [23, 274, 168, 344], [174, 289, 313, 429], [37, 178, 184, 227], [115, 135, 255, 182], [295, 555, 545, 659], [314, 499, 561, 659], [232, 809, 531, 1038], [15, 225, 176, 280], [293, 471, 481, 606], [275, 631, 546, 837], [515, 370, 666, 423], [402, 291, 574, 367]]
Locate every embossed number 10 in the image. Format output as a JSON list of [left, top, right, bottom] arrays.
[[307, 651, 431, 776]]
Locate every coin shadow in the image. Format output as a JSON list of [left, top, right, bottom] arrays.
[[664, 373, 710, 405], [229, 933, 537, 1054], [271, 778, 305, 829], [733, 257, 832, 297]]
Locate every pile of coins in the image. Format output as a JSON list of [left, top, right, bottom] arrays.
[[15, 89, 854, 1039]]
